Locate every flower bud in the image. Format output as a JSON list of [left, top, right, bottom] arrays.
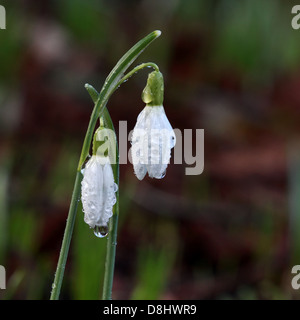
[[131, 105, 176, 180], [81, 155, 118, 229], [131, 69, 176, 180]]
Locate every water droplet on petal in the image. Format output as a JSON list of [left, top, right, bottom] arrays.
[[142, 86, 153, 104], [80, 155, 92, 175], [113, 183, 118, 193], [160, 170, 166, 179], [93, 225, 108, 238]]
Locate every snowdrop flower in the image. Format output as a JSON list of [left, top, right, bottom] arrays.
[[81, 155, 118, 230], [131, 71, 176, 180]]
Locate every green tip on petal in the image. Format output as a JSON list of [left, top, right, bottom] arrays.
[[142, 71, 164, 106]]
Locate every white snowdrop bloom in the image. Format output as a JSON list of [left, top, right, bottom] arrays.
[[131, 105, 176, 180], [81, 155, 118, 229]]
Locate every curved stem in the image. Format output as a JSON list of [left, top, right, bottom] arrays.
[[117, 62, 159, 88], [50, 170, 81, 300], [101, 108, 119, 300], [49, 30, 161, 300], [84, 65, 160, 300], [78, 31, 161, 170], [85, 86, 120, 300]]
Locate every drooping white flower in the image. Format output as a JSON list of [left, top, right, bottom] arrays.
[[131, 105, 176, 180], [81, 155, 118, 229]]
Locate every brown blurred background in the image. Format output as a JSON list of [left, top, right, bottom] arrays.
[[1, 0, 300, 299]]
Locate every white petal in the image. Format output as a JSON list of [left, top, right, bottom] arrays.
[[100, 162, 117, 226], [133, 162, 147, 180], [131, 109, 149, 180], [81, 155, 118, 228], [148, 106, 175, 179], [160, 109, 176, 148], [131, 105, 176, 180], [81, 156, 103, 228]]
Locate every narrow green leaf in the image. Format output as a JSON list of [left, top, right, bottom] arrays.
[[84, 83, 99, 103]]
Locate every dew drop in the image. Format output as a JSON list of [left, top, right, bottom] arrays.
[[142, 86, 153, 104], [113, 183, 118, 193], [93, 225, 108, 238], [159, 170, 166, 179], [80, 155, 92, 175]]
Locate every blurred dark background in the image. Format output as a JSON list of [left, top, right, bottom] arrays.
[[1, 0, 300, 299]]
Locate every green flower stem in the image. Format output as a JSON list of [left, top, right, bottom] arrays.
[[78, 31, 161, 171], [50, 171, 81, 300], [85, 63, 160, 300], [85, 85, 119, 300], [117, 62, 159, 87], [50, 30, 161, 300], [101, 108, 119, 300]]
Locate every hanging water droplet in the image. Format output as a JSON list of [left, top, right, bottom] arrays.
[[80, 155, 92, 175], [93, 225, 108, 238], [113, 183, 118, 193], [159, 170, 166, 179], [142, 86, 153, 104]]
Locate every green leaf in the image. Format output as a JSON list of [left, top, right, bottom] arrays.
[[84, 83, 99, 103]]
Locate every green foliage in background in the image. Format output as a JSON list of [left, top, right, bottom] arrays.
[[1, 0, 299, 300]]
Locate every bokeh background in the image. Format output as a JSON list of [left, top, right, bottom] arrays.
[[1, 0, 300, 300]]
